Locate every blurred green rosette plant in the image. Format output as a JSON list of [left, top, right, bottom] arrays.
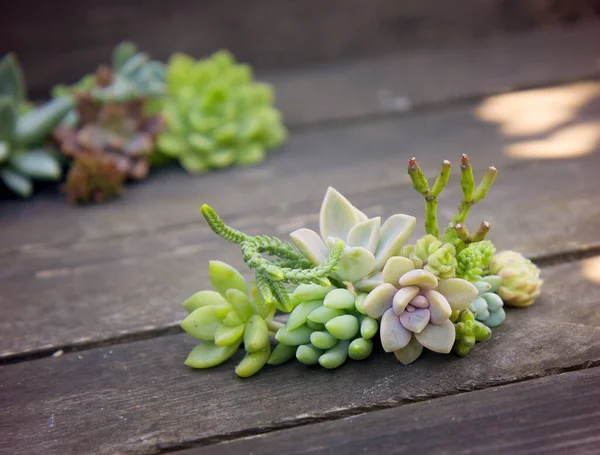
[[156, 50, 287, 173], [0, 54, 72, 197]]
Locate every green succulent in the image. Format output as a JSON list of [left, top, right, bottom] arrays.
[[402, 234, 457, 279], [0, 54, 72, 197], [468, 276, 505, 328], [451, 308, 491, 357], [269, 286, 378, 369], [182, 261, 281, 378], [489, 251, 542, 307], [52, 42, 166, 104], [156, 50, 287, 173], [456, 240, 496, 282]]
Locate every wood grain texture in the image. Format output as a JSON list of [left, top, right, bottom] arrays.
[[2, 129, 600, 357], [1, 257, 600, 454], [3, 0, 598, 98], [2, 80, 600, 253], [192, 366, 600, 455]]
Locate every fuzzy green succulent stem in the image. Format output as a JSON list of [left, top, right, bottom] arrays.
[[408, 158, 451, 238]]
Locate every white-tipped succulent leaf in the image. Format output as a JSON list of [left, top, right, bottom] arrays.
[[290, 187, 415, 283]]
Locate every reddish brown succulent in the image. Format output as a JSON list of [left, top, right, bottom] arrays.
[[63, 153, 126, 204]]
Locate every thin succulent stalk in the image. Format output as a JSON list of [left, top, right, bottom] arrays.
[[408, 158, 451, 238], [470, 221, 491, 243], [201, 204, 249, 244]]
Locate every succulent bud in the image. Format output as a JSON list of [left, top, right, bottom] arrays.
[[489, 251, 542, 307], [403, 235, 457, 279], [452, 309, 492, 356], [456, 240, 496, 282]]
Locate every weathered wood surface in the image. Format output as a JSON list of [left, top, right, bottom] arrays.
[[194, 366, 600, 455], [1, 257, 599, 454], [3, 1, 599, 98], [2, 79, 600, 254], [2, 86, 600, 358]]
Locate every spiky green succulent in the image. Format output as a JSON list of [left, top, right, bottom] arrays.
[[270, 286, 378, 369], [182, 261, 281, 378], [456, 240, 496, 282], [156, 50, 287, 173], [489, 251, 542, 307], [402, 234, 457, 279], [451, 308, 492, 356], [0, 54, 72, 197]]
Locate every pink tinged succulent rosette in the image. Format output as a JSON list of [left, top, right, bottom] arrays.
[[358, 256, 478, 365], [290, 187, 416, 283]]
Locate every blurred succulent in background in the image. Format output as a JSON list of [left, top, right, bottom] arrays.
[[291, 187, 416, 283], [53, 85, 164, 203], [52, 42, 166, 108], [156, 50, 287, 172], [468, 275, 505, 327], [451, 308, 491, 356], [489, 251, 542, 307], [0, 54, 72, 197], [182, 261, 281, 378], [269, 286, 379, 369], [358, 256, 478, 365]]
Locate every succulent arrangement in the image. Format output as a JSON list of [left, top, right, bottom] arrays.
[[0, 54, 72, 197], [156, 51, 287, 173], [179, 154, 543, 377], [2, 43, 288, 203]]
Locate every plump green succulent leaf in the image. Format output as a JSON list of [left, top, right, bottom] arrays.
[[235, 346, 270, 378], [292, 284, 334, 302], [226, 289, 254, 322], [267, 342, 296, 365], [185, 339, 242, 369], [214, 323, 245, 346], [14, 96, 73, 146], [209, 260, 248, 297], [287, 300, 323, 331], [318, 340, 349, 369], [0, 54, 25, 102], [323, 288, 356, 310], [8, 149, 61, 180], [182, 290, 228, 313], [243, 315, 270, 352], [307, 306, 345, 324], [310, 331, 338, 350], [319, 186, 360, 241], [360, 316, 378, 340], [296, 343, 323, 365], [274, 324, 313, 346], [325, 315, 359, 340], [181, 306, 222, 340], [336, 246, 375, 283], [348, 338, 373, 360], [0, 168, 32, 197]]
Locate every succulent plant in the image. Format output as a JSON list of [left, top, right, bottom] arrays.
[[53, 42, 165, 106], [0, 54, 72, 197], [63, 153, 125, 204], [401, 234, 457, 279], [156, 50, 287, 172], [53, 86, 164, 203], [270, 286, 379, 369], [456, 240, 496, 282], [358, 256, 478, 365], [468, 275, 505, 327], [291, 187, 416, 283], [182, 261, 283, 378], [489, 251, 542, 307], [451, 308, 492, 356]]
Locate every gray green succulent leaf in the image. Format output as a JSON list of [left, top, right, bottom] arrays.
[[291, 187, 416, 282]]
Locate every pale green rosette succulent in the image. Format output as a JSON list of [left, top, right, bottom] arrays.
[[182, 260, 280, 378], [489, 251, 542, 307], [357, 256, 478, 365], [402, 234, 457, 279], [269, 285, 379, 369], [290, 187, 416, 283], [468, 275, 505, 328]]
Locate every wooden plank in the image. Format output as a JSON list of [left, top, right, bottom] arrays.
[[1, 257, 600, 454], [193, 366, 600, 455], [3, 1, 598, 98], [2, 149, 600, 358], [2, 80, 600, 253]]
